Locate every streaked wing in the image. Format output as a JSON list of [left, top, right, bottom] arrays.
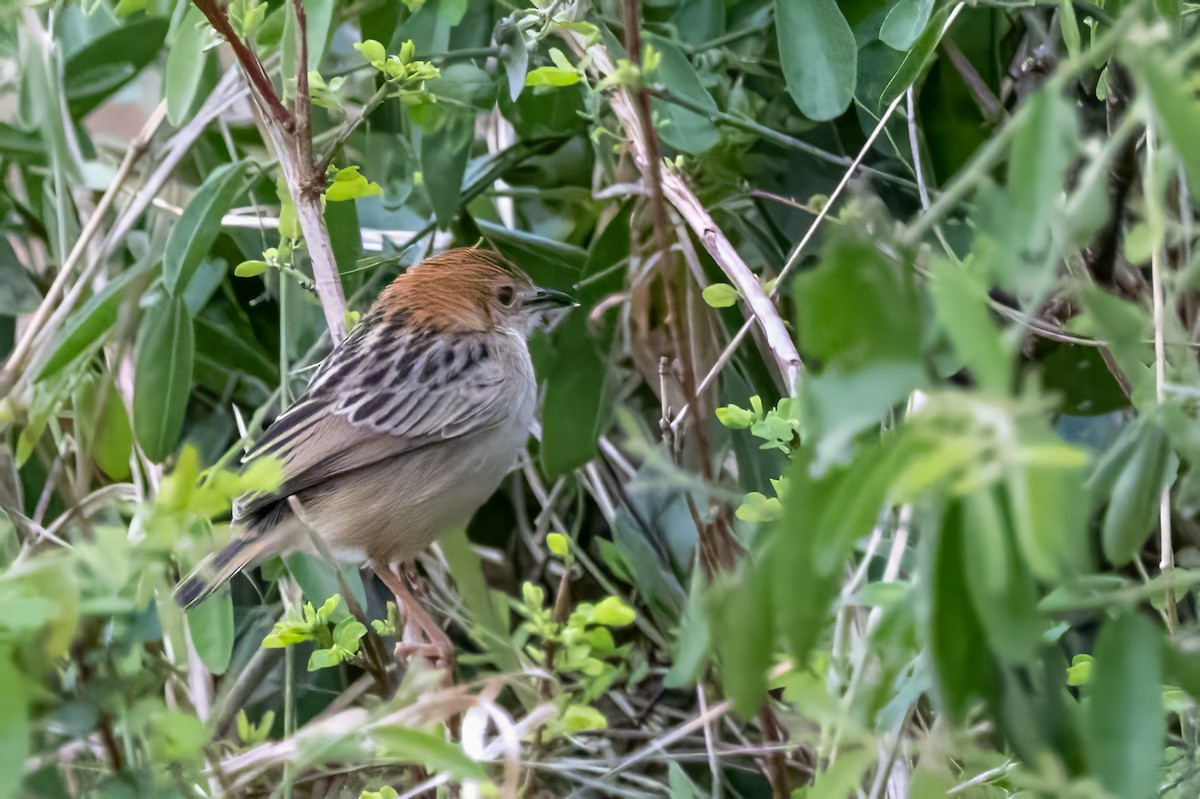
[[236, 322, 514, 521]]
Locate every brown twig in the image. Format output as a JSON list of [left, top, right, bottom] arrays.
[[192, 0, 293, 129], [619, 0, 740, 576], [941, 37, 1007, 123], [190, 0, 347, 344]]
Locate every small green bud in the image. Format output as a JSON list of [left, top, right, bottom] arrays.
[[547, 532, 569, 557]]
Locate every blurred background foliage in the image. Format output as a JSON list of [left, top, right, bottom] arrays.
[[3, 0, 1200, 795]]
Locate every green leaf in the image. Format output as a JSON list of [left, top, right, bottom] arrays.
[[165, 7, 209, 126], [187, 589, 234, 675], [928, 258, 1011, 394], [163, 162, 248, 297], [800, 362, 925, 470], [420, 112, 473, 228], [775, 0, 856, 121], [716, 404, 754, 428], [1067, 654, 1094, 686], [1057, 0, 1081, 58], [304, 0, 336, 67], [1163, 640, 1200, 699], [525, 66, 580, 87], [645, 35, 720, 154], [561, 703, 608, 732], [235, 260, 269, 278], [709, 565, 773, 714], [0, 237, 41, 314], [325, 166, 382, 202], [325, 197, 362, 279], [0, 648, 30, 799], [284, 553, 368, 612], [539, 311, 607, 476], [74, 376, 130, 480], [63, 17, 170, 116], [1006, 458, 1091, 581], [961, 488, 1041, 664], [668, 761, 699, 799], [133, 297, 194, 462], [333, 617, 367, 652], [1101, 420, 1172, 566], [996, 89, 1078, 293], [794, 235, 921, 371], [477, 223, 584, 290], [181, 258, 228, 316], [498, 23, 528, 101], [879, 0, 934, 51], [664, 573, 711, 688], [307, 648, 344, 670], [1075, 288, 1153, 401], [809, 749, 875, 799], [372, 728, 487, 780], [592, 596, 636, 627], [702, 283, 739, 308], [35, 258, 159, 382], [927, 499, 998, 723], [1124, 38, 1200, 193], [880, 4, 950, 106], [354, 39, 387, 66], [546, 533, 569, 557], [1087, 613, 1165, 799]]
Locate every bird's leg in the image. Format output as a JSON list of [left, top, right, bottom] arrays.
[[371, 561, 454, 678]]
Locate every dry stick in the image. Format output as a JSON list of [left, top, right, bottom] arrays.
[[669, 1, 967, 431], [1148, 126, 1179, 638], [941, 36, 1006, 123], [603, 661, 794, 781], [697, 684, 723, 799], [192, 0, 347, 345], [569, 40, 801, 394], [0, 102, 167, 397], [619, 0, 736, 579]]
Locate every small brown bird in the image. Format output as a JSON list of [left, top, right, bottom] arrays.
[[174, 247, 573, 663]]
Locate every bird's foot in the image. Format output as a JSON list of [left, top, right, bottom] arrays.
[[393, 639, 454, 678]]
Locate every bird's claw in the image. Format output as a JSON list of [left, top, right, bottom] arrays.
[[393, 641, 453, 684]]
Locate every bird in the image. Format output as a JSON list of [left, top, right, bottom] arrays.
[[173, 247, 574, 667]]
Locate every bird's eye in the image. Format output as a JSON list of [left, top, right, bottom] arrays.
[[497, 285, 516, 306]]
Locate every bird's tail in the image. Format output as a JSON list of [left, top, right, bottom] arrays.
[[173, 534, 274, 610]]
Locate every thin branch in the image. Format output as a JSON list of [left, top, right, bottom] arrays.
[[941, 36, 1007, 123], [1148, 125, 1178, 637], [192, 0, 293, 129], [567, 35, 803, 395], [317, 80, 392, 171], [190, 0, 347, 344]]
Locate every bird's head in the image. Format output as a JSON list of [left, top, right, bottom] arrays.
[[372, 248, 575, 335]]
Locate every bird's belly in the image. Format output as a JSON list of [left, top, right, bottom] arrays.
[[301, 408, 532, 563]]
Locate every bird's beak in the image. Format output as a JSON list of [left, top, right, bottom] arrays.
[[526, 287, 577, 311]]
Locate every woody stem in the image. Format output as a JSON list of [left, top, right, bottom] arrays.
[[191, 0, 347, 345]]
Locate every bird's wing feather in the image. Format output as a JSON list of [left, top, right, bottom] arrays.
[[236, 323, 519, 522]]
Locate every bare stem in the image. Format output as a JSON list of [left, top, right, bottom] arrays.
[[193, 0, 293, 130], [191, 0, 347, 344], [1148, 125, 1178, 637]]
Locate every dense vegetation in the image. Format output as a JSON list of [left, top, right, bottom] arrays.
[[3, 0, 1200, 795]]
